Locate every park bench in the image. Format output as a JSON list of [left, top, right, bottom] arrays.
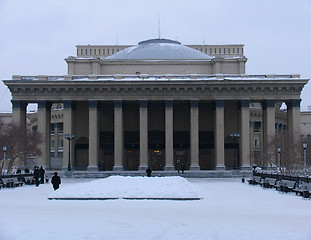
[[1, 177, 24, 188], [293, 182, 311, 198], [0, 179, 4, 189], [262, 177, 278, 188], [248, 176, 262, 185], [277, 180, 297, 193]]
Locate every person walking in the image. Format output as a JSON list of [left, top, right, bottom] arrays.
[[51, 172, 61, 191], [146, 167, 152, 177], [39, 166, 45, 184], [33, 166, 40, 187]]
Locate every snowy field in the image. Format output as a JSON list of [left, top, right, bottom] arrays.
[[1, 177, 311, 240]]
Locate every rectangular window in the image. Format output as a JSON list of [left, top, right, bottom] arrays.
[[94, 49, 96, 55], [233, 48, 235, 54], [228, 48, 230, 54], [237, 48, 240, 54], [81, 49, 83, 55], [90, 49, 92, 55], [51, 140, 55, 148], [60, 139, 64, 148], [103, 49, 105, 55], [107, 49, 109, 55], [205, 48, 207, 54], [85, 49, 88, 55], [117, 49, 119, 52], [214, 48, 216, 54], [112, 49, 114, 54], [219, 48, 221, 54], [254, 122, 261, 133], [98, 49, 101, 55], [224, 48, 226, 54], [210, 48, 212, 54]]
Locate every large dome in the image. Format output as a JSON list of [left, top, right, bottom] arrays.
[[106, 39, 213, 60]]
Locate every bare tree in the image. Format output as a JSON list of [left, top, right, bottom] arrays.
[[0, 121, 42, 174], [263, 132, 303, 174]]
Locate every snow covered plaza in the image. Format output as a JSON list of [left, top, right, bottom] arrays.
[[1, 177, 311, 240]]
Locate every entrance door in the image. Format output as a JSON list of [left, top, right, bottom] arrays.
[[199, 149, 213, 170], [126, 149, 139, 170], [150, 149, 164, 170], [100, 150, 114, 171], [174, 149, 189, 170]]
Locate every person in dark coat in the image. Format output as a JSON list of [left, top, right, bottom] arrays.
[[33, 166, 40, 187], [181, 162, 185, 174], [39, 166, 45, 184], [51, 172, 61, 191], [146, 167, 152, 177]]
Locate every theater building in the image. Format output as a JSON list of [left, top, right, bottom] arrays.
[[3, 39, 308, 171]]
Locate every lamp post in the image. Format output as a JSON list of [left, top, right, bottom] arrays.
[[277, 146, 281, 172], [303, 141, 307, 175], [64, 134, 74, 171], [229, 133, 240, 169], [1, 146, 6, 174]]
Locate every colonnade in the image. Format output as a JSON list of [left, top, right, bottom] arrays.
[[11, 99, 301, 171]]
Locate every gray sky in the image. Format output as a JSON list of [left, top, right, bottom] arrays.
[[1, 0, 310, 112]]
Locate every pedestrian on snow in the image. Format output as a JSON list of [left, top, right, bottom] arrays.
[[39, 166, 45, 184], [146, 167, 152, 177], [16, 168, 21, 174], [177, 159, 181, 173], [181, 162, 185, 174], [24, 168, 29, 174], [51, 172, 61, 191], [33, 166, 40, 187]]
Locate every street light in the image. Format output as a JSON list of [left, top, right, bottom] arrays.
[[64, 134, 74, 171], [1, 146, 6, 174], [229, 133, 240, 170], [277, 146, 281, 172], [303, 141, 307, 175]]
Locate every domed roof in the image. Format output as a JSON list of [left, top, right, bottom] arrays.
[[106, 39, 213, 60]]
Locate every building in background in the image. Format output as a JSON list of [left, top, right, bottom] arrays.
[[3, 39, 308, 171]]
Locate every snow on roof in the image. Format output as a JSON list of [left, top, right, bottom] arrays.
[[106, 38, 213, 60]]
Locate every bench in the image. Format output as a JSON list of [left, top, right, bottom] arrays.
[[248, 176, 262, 185], [262, 177, 278, 188], [293, 182, 311, 198], [277, 180, 297, 193], [1, 178, 24, 188]]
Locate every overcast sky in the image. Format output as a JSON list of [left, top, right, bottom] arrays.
[[0, 0, 310, 112]]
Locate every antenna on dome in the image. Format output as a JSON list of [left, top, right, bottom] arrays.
[[116, 34, 118, 46], [158, 14, 161, 39]]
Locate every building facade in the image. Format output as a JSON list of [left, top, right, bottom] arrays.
[[3, 39, 308, 171]]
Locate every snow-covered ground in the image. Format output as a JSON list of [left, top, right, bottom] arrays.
[[1, 177, 311, 240]]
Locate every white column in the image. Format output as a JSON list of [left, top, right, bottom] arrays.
[[11, 100, 27, 130], [190, 100, 200, 170], [215, 100, 225, 170], [63, 101, 75, 170], [239, 100, 251, 170], [262, 100, 275, 167], [88, 100, 99, 171], [114, 100, 124, 171], [37, 101, 51, 168], [287, 99, 301, 139], [165, 100, 174, 170], [139, 100, 148, 170]]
